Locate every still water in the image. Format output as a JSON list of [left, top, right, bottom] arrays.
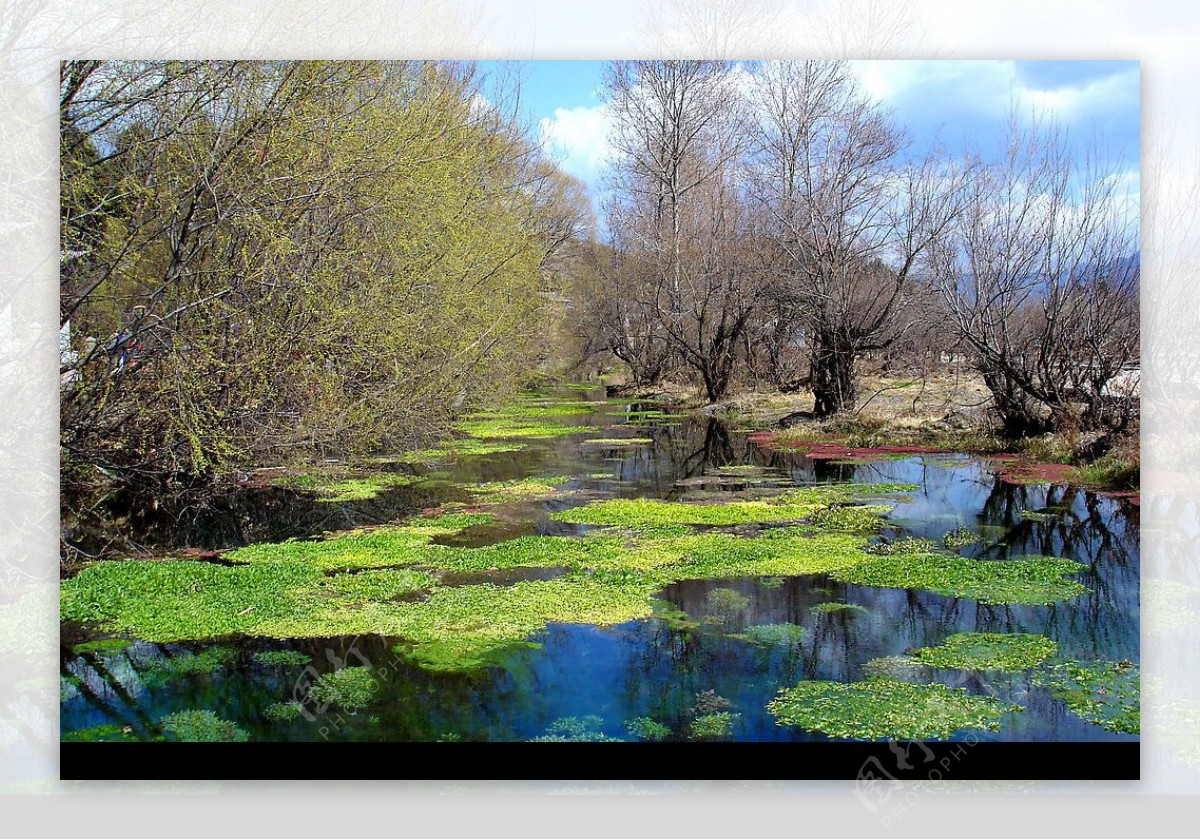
[[61, 389, 1139, 742]]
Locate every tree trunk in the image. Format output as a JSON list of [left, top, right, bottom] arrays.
[[980, 367, 1052, 438], [810, 334, 856, 419]]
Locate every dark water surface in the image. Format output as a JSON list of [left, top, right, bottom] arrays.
[[61, 387, 1139, 743]]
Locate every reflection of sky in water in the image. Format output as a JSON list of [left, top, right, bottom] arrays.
[[62, 395, 1139, 743]]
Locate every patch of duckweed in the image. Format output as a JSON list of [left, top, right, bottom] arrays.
[[1020, 509, 1058, 523], [274, 471, 421, 502], [738, 622, 808, 647], [71, 638, 133, 655], [62, 723, 140, 742], [252, 650, 311, 668], [325, 568, 437, 601], [529, 715, 623, 742], [864, 536, 940, 556], [912, 632, 1058, 671], [758, 576, 785, 589], [767, 678, 1019, 740], [626, 716, 672, 741], [456, 418, 599, 440], [810, 602, 869, 616], [308, 667, 378, 710], [691, 690, 735, 715], [832, 553, 1088, 605], [689, 712, 740, 739], [397, 438, 529, 462], [263, 700, 306, 721], [1034, 659, 1139, 734], [469, 475, 573, 503], [468, 402, 599, 419], [142, 646, 238, 676], [942, 527, 982, 549], [580, 437, 654, 447], [161, 710, 250, 742]]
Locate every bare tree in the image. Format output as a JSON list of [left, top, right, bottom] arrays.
[[928, 112, 1140, 438], [745, 60, 963, 417]]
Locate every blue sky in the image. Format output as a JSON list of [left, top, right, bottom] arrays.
[[478, 60, 1140, 211]]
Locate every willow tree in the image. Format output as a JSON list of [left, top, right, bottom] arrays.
[[745, 60, 962, 418], [60, 60, 576, 492]]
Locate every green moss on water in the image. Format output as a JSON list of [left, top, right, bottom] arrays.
[[469, 475, 572, 503], [275, 471, 421, 502], [456, 418, 599, 440], [397, 438, 529, 462], [862, 655, 929, 681], [689, 712, 739, 739], [62, 723, 141, 742], [942, 527, 982, 549], [1020, 509, 1058, 523], [809, 505, 892, 532], [308, 666, 377, 709], [626, 716, 672, 741], [71, 638, 133, 655], [142, 646, 238, 676], [161, 710, 250, 742], [1034, 659, 1139, 734], [767, 677, 1020, 740], [325, 568, 438, 601], [912, 632, 1058, 671], [810, 602, 869, 616], [530, 715, 623, 742], [252, 650, 311, 668], [702, 587, 750, 625], [738, 622, 808, 646], [581, 437, 654, 447], [832, 553, 1088, 605], [263, 700, 306, 721], [864, 536, 940, 556]]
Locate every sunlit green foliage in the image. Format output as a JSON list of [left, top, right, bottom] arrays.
[[702, 587, 750, 625], [71, 638, 132, 655], [767, 678, 1019, 740], [456, 419, 599, 439], [141, 646, 238, 677], [911, 632, 1058, 671]]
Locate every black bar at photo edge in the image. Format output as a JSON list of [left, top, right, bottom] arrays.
[[61, 741, 1139, 781]]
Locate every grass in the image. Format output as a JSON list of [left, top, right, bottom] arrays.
[[767, 677, 1020, 740], [910, 632, 1058, 671]]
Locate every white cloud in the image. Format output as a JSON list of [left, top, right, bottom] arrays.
[[539, 104, 614, 183]]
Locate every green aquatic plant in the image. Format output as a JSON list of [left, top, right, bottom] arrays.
[[71, 638, 133, 655], [691, 689, 735, 715], [307, 667, 378, 710], [739, 622, 808, 646], [141, 646, 238, 676], [703, 587, 750, 625], [767, 678, 1019, 740], [580, 437, 654, 447], [625, 717, 672, 741], [689, 712, 739, 739], [161, 710, 250, 742], [252, 650, 312, 668], [808, 505, 892, 532], [809, 602, 869, 616], [469, 475, 573, 503], [325, 568, 437, 601], [456, 418, 599, 440], [832, 553, 1088, 605], [275, 471, 421, 502], [758, 576, 785, 589], [396, 438, 529, 462], [1019, 509, 1058, 523], [863, 536, 940, 555], [61, 723, 140, 742], [861, 655, 928, 682], [263, 700, 306, 722], [1034, 659, 1139, 734], [942, 527, 982, 549], [529, 715, 623, 742], [911, 632, 1058, 671]]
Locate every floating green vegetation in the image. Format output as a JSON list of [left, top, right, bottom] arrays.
[[758, 576, 785, 589], [809, 505, 892, 532], [263, 700, 306, 722], [1034, 659, 1139, 734], [161, 710, 250, 742], [325, 568, 437, 601], [714, 464, 767, 475], [468, 402, 600, 420], [703, 587, 751, 626], [1019, 509, 1058, 523], [142, 646, 238, 677], [625, 716, 672, 741], [767, 678, 1020, 740], [456, 418, 599, 440], [252, 650, 311, 668], [62, 723, 140, 742], [469, 475, 572, 503], [942, 527, 982, 549], [71, 637, 132, 655], [529, 715, 623, 742], [810, 602, 869, 616], [691, 690, 735, 715], [911, 632, 1058, 671], [580, 437, 654, 447], [308, 667, 378, 710], [739, 622, 808, 646], [397, 438, 529, 462], [863, 536, 940, 555], [275, 471, 421, 502], [832, 553, 1088, 605], [689, 712, 740, 739]]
